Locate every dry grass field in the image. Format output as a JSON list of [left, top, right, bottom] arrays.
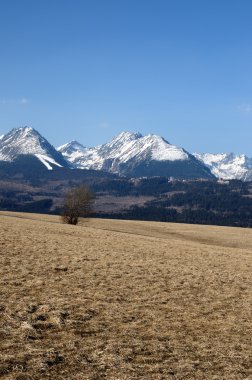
[[0, 212, 251, 380]]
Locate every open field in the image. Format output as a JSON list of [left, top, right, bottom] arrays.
[[0, 212, 251, 380]]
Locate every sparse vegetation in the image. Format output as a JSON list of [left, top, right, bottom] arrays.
[[61, 185, 93, 225], [0, 211, 251, 379]]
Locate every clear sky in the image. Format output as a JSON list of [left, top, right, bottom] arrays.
[[0, 0, 252, 155]]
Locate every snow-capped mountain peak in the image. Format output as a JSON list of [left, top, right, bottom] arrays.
[[109, 131, 143, 143], [58, 140, 86, 154], [57, 140, 88, 167], [58, 139, 85, 149], [101, 132, 189, 163], [139, 134, 188, 162], [0, 126, 67, 170]]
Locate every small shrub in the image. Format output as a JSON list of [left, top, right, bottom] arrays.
[[61, 185, 93, 225]]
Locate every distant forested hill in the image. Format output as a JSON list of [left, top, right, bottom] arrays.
[[0, 161, 252, 227]]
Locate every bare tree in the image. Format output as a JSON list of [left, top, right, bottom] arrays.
[[61, 185, 93, 225]]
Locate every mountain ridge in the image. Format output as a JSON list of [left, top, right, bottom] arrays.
[[58, 131, 214, 179]]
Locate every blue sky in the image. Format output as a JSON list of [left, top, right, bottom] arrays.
[[1, 0, 252, 154]]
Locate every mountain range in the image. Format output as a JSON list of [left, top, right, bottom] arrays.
[[58, 131, 213, 179], [0, 126, 252, 181]]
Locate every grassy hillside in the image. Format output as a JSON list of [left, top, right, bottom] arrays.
[[0, 212, 251, 379]]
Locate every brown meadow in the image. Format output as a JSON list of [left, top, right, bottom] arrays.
[[0, 212, 251, 379]]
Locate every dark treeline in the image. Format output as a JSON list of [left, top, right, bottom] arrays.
[[96, 179, 252, 228], [98, 206, 252, 228], [91, 177, 249, 197], [0, 198, 53, 213]]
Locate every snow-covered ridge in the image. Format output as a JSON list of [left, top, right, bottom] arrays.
[[194, 152, 252, 180], [58, 131, 215, 179], [0, 126, 67, 170], [106, 132, 189, 163], [58, 131, 189, 172]]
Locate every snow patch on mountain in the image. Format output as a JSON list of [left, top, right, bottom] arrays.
[[35, 154, 63, 170]]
